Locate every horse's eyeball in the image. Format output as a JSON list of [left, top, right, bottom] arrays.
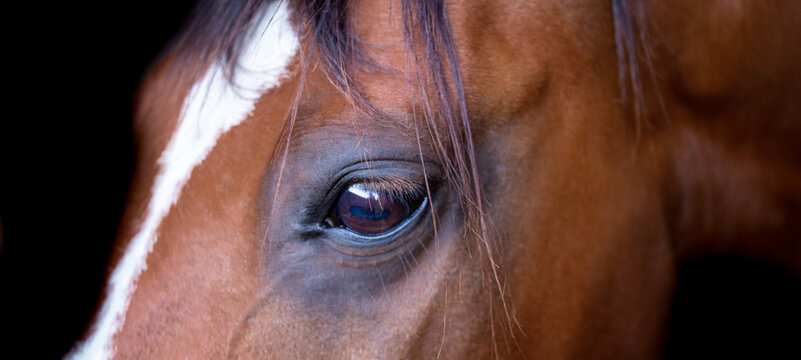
[[331, 183, 414, 235]]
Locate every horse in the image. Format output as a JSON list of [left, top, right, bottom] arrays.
[[65, 0, 801, 358]]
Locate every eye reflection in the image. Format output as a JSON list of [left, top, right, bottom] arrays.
[[331, 183, 414, 235]]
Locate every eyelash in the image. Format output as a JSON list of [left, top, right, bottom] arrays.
[[350, 177, 427, 202]]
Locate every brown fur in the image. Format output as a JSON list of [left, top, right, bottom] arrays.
[[88, 0, 801, 358]]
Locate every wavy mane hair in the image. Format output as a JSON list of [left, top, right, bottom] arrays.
[[159, 0, 649, 353]]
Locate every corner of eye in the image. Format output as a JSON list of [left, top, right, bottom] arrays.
[[297, 228, 326, 241]]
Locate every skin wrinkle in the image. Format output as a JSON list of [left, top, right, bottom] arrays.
[[73, 0, 801, 359]]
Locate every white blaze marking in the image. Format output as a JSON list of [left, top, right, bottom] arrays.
[[66, 2, 298, 359]]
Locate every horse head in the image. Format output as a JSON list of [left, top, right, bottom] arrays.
[[68, 0, 801, 358]]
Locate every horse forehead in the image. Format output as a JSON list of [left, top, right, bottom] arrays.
[[449, 0, 614, 124]]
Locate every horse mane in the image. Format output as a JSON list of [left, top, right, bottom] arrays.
[[162, 0, 649, 354], [612, 0, 656, 136]]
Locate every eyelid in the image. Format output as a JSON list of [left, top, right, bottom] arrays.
[[321, 162, 433, 209], [346, 176, 427, 202]]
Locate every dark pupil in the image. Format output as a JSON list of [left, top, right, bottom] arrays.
[[334, 184, 411, 235]]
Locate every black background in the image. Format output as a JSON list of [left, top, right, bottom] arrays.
[[1, 2, 798, 358], [1, 2, 196, 358]]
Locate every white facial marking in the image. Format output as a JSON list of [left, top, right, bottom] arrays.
[[65, 2, 298, 359]]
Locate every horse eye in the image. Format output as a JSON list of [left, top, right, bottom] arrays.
[[329, 183, 416, 235]]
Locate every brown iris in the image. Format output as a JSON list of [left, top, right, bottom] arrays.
[[332, 183, 413, 235]]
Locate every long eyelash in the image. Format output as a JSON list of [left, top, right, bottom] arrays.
[[358, 176, 427, 201]]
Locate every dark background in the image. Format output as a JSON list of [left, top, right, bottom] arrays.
[[1, 1, 197, 357], [1, 1, 798, 358]]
